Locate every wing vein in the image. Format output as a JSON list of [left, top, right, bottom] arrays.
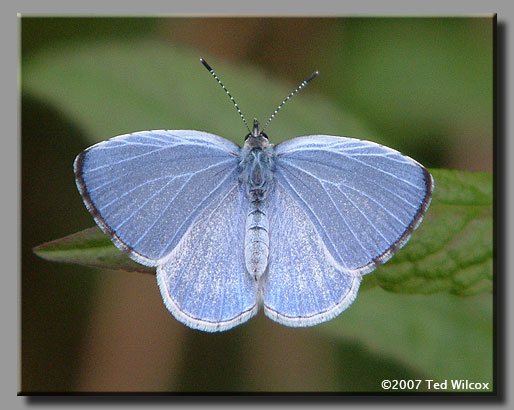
[[276, 165, 347, 268], [111, 159, 233, 236], [169, 185, 241, 305], [96, 141, 163, 149], [98, 174, 180, 212], [113, 175, 188, 232], [157, 165, 237, 259], [321, 182, 373, 259], [334, 184, 390, 248], [84, 146, 174, 172], [282, 154, 422, 190], [338, 180, 405, 225], [280, 160, 411, 225], [84, 147, 233, 173], [88, 172, 127, 194], [130, 175, 193, 248]]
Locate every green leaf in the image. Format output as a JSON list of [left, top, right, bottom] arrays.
[[362, 168, 493, 296], [33, 227, 153, 274]]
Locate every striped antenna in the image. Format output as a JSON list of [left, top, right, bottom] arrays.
[[261, 70, 319, 133], [200, 58, 251, 134]]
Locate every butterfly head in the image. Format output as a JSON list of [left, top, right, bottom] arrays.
[[246, 119, 269, 141]]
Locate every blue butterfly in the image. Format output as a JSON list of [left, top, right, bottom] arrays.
[[74, 59, 434, 332]]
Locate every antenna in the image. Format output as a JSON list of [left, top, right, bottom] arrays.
[[261, 70, 319, 133], [200, 58, 251, 134]]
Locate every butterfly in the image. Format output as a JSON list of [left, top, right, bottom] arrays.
[[74, 58, 434, 332]]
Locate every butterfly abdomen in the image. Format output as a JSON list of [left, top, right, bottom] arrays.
[[245, 202, 269, 280]]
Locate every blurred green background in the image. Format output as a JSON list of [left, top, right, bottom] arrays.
[[21, 17, 493, 392]]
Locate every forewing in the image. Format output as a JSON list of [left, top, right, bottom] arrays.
[[263, 183, 361, 327], [157, 185, 258, 332], [274, 135, 434, 274], [74, 130, 240, 266]]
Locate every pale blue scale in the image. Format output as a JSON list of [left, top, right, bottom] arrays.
[[264, 183, 361, 326], [75, 130, 240, 265], [156, 185, 258, 332], [274, 135, 431, 274]]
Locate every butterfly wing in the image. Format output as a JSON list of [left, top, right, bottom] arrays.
[[157, 185, 258, 332], [74, 130, 240, 266], [273, 135, 434, 274], [263, 182, 362, 327], [263, 135, 433, 326]]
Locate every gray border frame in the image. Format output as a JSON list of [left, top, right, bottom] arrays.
[[8, 0, 512, 407]]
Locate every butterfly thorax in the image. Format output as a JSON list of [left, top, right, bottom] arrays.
[[239, 145, 274, 201], [240, 118, 274, 198]]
